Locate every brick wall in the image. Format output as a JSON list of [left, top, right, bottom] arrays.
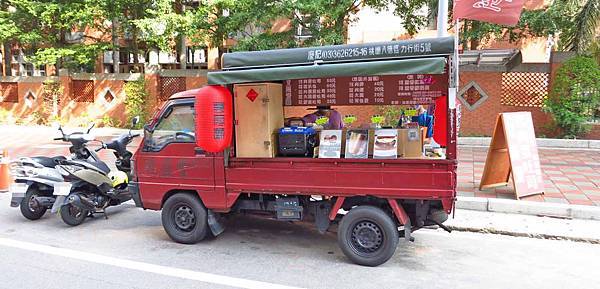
[[0, 71, 207, 126], [1, 62, 598, 140], [457, 71, 554, 137]]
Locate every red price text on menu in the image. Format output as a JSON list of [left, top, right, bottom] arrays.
[[283, 74, 447, 106]]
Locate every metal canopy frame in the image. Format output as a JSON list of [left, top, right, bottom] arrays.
[[459, 49, 522, 69]]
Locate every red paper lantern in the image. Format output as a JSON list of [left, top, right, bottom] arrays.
[[195, 85, 233, 152]]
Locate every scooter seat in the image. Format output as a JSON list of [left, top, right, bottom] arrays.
[[31, 156, 66, 168]]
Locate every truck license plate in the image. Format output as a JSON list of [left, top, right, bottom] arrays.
[[53, 182, 72, 196]]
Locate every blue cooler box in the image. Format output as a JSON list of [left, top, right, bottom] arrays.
[[278, 127, 316, 157]]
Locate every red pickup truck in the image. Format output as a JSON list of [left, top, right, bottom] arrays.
[[130, 36, 457, 266]]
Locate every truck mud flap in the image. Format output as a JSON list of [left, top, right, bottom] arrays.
[[128, 182, 144, 208], [388, 199, 414, 242], [207, 210, 225, 236]]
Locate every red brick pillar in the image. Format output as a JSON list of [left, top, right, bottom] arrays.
[[58, 70, 72, 118], [144, 69, 159, 114]]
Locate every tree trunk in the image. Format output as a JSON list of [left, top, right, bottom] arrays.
[[112, 18, 120, 73], [132, 27, 140, 65], [178, 3, 187, 69], [2, 41, 11, 76], [469, 21, 480, 49]]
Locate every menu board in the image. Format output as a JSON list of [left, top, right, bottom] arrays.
[[283, 74, 447, 106]]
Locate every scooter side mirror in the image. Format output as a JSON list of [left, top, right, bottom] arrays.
[[86, 123, 95, 133], [132, 116, 140, 126]]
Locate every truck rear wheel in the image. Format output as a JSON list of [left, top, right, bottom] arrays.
[[337, 205, 399, 266], [162, 193, 208, 244]]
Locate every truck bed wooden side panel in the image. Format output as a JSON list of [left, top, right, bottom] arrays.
[[225, 158, 456, 200]]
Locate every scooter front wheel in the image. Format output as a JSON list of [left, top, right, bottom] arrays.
[[59, 204, 88, 226]]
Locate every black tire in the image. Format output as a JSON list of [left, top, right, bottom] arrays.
[[162, 193, 208, 244], [19, 187, 47, 220], [337, 205, 399, 267], [59, 204, 88, 226]]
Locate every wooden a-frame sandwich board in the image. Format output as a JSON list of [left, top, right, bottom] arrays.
[[479, 112, 544, 199]]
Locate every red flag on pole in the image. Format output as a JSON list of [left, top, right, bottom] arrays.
[[452, 0, 526, 26]]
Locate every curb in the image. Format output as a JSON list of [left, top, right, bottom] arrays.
[[445, 224, 600, 244], [458, 137, 600, 149], [456, 196, 600, 220]]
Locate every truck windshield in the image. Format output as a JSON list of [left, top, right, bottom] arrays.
[[145, 104, 195, 151]]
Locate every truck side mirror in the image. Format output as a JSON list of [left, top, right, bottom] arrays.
[[143, 123, 154, 133]]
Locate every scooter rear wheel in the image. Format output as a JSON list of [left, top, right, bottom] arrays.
[[59, 204, 89, 226], [20, 187, 47, 220]]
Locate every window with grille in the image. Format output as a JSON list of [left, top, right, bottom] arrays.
[[0, 82, 18, 103], [295, 14, 318, 39], [580, 88, 600, 123]]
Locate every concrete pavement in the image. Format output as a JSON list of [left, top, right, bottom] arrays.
[[1, 192, 599, 289]]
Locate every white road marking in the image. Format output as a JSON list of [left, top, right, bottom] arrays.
[[0, 237, 304, 289]]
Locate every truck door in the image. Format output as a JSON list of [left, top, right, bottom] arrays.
[[136, 98, 216, 209]]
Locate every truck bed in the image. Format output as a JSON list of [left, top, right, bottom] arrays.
[[225, 157, 456, 201]]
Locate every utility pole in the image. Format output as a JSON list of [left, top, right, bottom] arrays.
[[437, 0, 448, 37]]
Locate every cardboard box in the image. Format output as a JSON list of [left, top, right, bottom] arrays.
[[397, 128, 424, 158]]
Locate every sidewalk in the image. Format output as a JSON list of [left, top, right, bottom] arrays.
[[457, 146, 600, 206]]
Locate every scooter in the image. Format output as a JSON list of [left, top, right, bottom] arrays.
[[54, 117, 140, 226], [9, 124, 100, 220]]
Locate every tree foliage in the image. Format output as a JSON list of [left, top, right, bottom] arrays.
[[543, 56, 600, 138], [1, 0, 597, 72], [560, 0, 600, 52], [123, 76, 149, 129]]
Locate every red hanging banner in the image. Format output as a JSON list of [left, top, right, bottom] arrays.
[[453, 0, 526, 26]]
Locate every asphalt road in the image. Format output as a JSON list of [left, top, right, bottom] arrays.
[[0, 193, 599, 289]]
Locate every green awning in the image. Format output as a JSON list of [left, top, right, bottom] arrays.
[[208, 57, 446, 85], [222, 37, 454, 69]]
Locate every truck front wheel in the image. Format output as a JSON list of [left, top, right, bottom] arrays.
[[162, 193, 208, 244], [337, 205, 399, 266]]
